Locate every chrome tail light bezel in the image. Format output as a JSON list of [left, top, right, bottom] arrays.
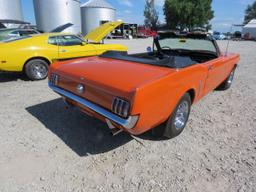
[[112, 97, 130, 118]]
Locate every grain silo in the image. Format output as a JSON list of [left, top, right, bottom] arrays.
[[0, 0, 23, 20], [33, 0, 81, 33], [81, 0, 116, 35]]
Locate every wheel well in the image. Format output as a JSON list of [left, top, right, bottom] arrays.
[[23, 57, 51, 71], [187, 89, 196, 104]]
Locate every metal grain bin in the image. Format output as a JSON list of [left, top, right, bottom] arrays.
[[81, 0, 116, 35], [0, 0, 23, 20], [33, 0, 81, 33]]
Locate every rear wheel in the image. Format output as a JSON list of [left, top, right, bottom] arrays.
[[152, 93, 191, 139], [25, 59, 49, 80], [216, 68, 236, 90]]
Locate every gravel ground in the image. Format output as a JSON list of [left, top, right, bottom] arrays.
[[0, 39, 255, 192]]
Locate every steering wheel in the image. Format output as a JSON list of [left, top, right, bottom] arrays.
[[156, 46, 172, 59]]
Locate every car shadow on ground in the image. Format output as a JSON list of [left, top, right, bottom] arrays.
[[26, 98, 133, 156], [0, 72, 28, 82]]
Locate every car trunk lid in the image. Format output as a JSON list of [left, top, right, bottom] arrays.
[[53, 56, 176, 111], [84, 21, 123, 43]]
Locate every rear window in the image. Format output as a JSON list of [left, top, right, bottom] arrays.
[[159, 38, 217, 53]]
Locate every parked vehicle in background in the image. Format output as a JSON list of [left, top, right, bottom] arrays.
[[0, 28, 40, 41], [137, 26, 157, 38], [0, 23, 74, 42], [213, 31, 226, 40], [107, 23, 138, 39], [243, 32, 255, 40], [0, 19, 31, 29], [233, 31, 242, 41], [48, 32, 239, 139], [0, 21, 127, 80]]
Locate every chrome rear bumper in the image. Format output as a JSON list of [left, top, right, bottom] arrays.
[[48, 83, 138, 129]]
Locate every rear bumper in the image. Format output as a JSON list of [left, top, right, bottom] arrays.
[[48, 83, 139, 130]]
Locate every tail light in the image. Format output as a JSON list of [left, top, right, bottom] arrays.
[[112, 97, 130, 118], [49, 73, 59, 86]]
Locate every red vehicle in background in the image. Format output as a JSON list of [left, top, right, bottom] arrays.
[[243, 32, 255, 40], [137, 26, 157, 38]]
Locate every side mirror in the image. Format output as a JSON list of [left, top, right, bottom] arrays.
[[81, 42, 86, 46]]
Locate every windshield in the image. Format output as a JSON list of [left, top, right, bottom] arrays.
[[158, 37, 217, 53]]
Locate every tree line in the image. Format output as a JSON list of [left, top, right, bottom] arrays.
[[144, 0, 256, 31]]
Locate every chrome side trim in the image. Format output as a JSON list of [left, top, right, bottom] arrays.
[[48, 83, 138, 129]]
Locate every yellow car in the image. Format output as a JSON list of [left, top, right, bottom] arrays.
[[0, 21, 127, 80]]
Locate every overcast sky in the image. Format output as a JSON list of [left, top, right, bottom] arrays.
[[22, 0, 255, 32]]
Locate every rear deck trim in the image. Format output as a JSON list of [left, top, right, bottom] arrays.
[[48, 82, 138, 129]]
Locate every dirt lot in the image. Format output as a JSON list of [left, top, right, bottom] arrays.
[[0, 39, 255, 192]]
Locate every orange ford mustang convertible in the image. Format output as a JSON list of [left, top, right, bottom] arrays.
[[48, 32, 240, 138]]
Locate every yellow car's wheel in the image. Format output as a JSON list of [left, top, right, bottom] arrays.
[[25, 59, 49, 81]]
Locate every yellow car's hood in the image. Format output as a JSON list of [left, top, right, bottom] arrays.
[[84, 21, 123, 43]]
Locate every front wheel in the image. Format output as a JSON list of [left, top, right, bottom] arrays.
[[25, 59, 49, 81], [152, 93, 191, 139]]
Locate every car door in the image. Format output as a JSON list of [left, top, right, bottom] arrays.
[[46, 36, 60, 61], [202, 56, 227, 95], [57, 35, 97, 59]]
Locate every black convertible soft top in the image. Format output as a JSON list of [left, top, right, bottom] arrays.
[[100, 31, 218, 68], [100, 51, 197, 68]]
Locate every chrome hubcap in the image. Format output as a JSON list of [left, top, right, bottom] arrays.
[[32, 63, 47, 79], [227, 70, 235, 85], [174, 101, 189, 130]]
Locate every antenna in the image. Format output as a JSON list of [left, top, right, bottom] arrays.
[[225, 24, 233, 56]]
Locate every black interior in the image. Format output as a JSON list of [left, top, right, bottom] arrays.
[[100, 50, 217, 69]]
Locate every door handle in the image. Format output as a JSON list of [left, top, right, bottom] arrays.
[[61, 49, 67, 53]]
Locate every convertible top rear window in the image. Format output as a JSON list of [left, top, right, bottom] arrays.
[[158, 36, 217, 53]]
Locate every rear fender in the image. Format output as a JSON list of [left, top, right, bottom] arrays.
[[130, 66, 204, 133]]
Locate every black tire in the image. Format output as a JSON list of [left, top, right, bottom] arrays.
[[25, 59, 49, 80], [152, 93, 191, 139], [216, 68, 236, 90]]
